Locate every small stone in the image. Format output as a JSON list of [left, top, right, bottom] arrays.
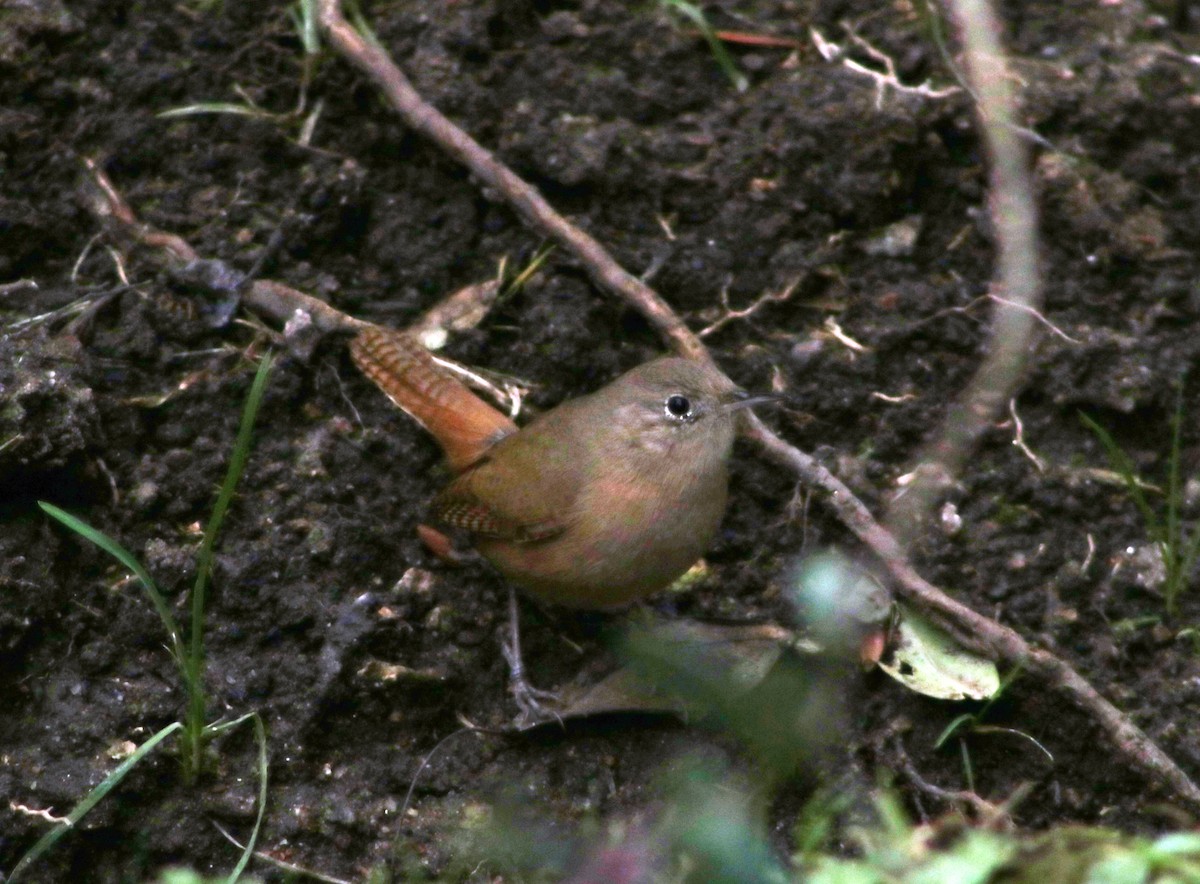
[[860, 215, 923, 258]]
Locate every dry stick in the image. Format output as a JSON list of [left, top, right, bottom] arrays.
[[311, 0, 1200, 811], [883, 0, 1040, 551], [81, 160, 365, 336], [84, 158, 199, 264]]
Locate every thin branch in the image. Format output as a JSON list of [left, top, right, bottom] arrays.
[[9, 801, 70, 826], [1009, 398, 1047, 473], [697, 277, 801, 339], [893, 742, 1013, 825], [810, 27, 962, 109], [883, 0, 1042, 547], [988, 294, 1080, 345], [0, 279, 38, 297], [81, 159, 364, 336]]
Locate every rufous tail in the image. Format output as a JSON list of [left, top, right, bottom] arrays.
[[350, 325, 516, 473]]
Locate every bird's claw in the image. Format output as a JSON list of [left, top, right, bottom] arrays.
[[502, 635, 563, 727]]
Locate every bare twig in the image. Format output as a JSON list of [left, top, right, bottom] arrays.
[[893, 742, 1013, 825], [83, 159, 199, 263], [872, 391, 917, 404], [9, 801, 69, 826], [1008, 399, 1047, 473], [987, 293, 1079, 345], [243, 278, 366, 334], [810, 27, 961, 109], [78, 162, 533, 419], [1081, 533, 1096, 576], [0, 279, 38, 297], [883, 0, 1042, 548], [81, 158, 364, 336], [430, 355, 528, 420], [697, 277, 801, 339], [821, 316, 869, 354], [70, 233, 101, 282]]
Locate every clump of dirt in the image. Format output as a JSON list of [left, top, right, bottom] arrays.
[[4, 0, 1200, 878]]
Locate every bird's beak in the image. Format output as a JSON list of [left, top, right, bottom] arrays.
[[723, 389, 786, 412]]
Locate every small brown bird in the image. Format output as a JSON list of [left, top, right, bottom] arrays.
[[351, 326, 776, 718]]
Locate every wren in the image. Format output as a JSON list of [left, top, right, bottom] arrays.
[[350, 326, 777, 717]]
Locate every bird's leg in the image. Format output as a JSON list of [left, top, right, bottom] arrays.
[[501, 586, 561, 726]]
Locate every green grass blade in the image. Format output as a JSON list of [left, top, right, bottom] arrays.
[[1082, 406, 1200, 617], [960, 738, 975, 794], [204, 711, 259, 736], [222, 713, 269, 884], [1165, 387, 1186, 615], [290, 0, 320, 55], [934, 713, 976, 749], [660, 0, 749, 92], [7, 722, 183, 883], [37, 502, 185, 666], [347, 2, 386, 53], [1080, 413, 1165, 547], [1182, 526, 1200, 581], [184, 353, 275, 776], [501, 245, 556, 299]]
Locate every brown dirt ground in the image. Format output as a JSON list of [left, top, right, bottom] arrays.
[[4, 0, 1200, 880]]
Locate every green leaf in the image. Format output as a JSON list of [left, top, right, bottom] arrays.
[[912, 831, 1016, 884], [220, 713, 269, 884], [1086, 852, 1150, 884], [805, 860, 885, 884], [8, 722, 183, 882], [38, 502, 185, 666], [1149, 832, 1200, 856], [877, 603, 1000, 700]]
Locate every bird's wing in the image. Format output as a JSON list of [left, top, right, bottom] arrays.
[[429, 491, 565, 542], [429, 402, 588, 543]]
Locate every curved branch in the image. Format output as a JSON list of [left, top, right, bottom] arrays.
[[883, 0, 1042, 547]]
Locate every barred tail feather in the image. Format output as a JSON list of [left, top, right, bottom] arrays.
[[350, 325, 516, 472]]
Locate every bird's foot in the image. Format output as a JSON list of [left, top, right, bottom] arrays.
[[501, 635, 563, 727]]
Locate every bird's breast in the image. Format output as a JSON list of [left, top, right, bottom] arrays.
[[479, 461, 730, 609]]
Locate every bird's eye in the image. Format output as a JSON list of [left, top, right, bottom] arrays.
[[665, 394, 692, 419]]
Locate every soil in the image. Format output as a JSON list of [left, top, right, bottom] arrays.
[[4, 0, 1200, 880]]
